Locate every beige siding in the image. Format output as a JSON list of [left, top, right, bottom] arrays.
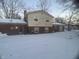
[[28, 11, 54, 27]]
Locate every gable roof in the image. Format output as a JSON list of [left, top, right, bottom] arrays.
[[0, 19, 27, 24], [27, 10, 54, 18]]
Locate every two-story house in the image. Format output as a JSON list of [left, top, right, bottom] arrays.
[[26, 10, 54, 33]]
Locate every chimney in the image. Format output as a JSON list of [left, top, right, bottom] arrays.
[[24, 10, 28, 22]]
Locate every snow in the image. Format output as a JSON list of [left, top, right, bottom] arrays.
[[52, 22, 64, 26], [0, 32, 7, 38], [0, 19, 26, 24], [0, 31, 79, 59]]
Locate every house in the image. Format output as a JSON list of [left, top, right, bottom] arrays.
[[0, 19, 27, 35], [0, 9, 28, 35], [26, 10, 54, 33], [71, 24, 79, 30], [52, 17, 65, 32], [71, 20, 79, 30], [52, 23, 64, 32]]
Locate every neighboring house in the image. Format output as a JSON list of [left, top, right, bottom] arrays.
[[55, 17, 66, 24], [27, 10, 54, 33], [71, 19, 79, 30], [0, 19, 27, 35], [0, 9, 28, 35], [52, 23, 64, 32], [52, 17, 65, 32]]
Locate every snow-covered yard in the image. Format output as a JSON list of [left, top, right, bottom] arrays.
[[0, 31, 79, 59]]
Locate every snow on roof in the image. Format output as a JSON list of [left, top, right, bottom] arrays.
[[0, 32, 7, 37], [52, 23, 64, 26], [0, 19, 27, 24]]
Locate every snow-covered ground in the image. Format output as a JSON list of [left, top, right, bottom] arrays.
[[0, 31, 79, 59], [0, 32, 7, 38]]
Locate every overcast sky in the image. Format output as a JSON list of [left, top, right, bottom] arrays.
[[23, 0, 68, 17]]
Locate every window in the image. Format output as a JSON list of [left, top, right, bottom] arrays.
[[10, 26, 18, 30], [15, 26, 18, 29], [34, 19, 38, 21], [46, 20, 49, 22], [10, 27, 14, 30]]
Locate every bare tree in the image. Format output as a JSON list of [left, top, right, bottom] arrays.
[[0, 0, 25, 19], [57, 0, 79, 31], [37, 0, 51, 11], [65, 9, 79, 31], [67, 11, 74, 31], [58, 0, 79, 10]]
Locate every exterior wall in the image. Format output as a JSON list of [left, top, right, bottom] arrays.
[[27, 11, 54, 27], [28, 26, 53, 33], [71, 25, 79, 30], [53, 25, 64, 32], [0, 24, 27, 35]]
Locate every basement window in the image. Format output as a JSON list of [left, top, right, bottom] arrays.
[[34, 19, 38, 21]]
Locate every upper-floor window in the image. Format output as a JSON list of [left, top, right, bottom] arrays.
[[46, 20, 49, 22], [34, 19, 38, 21]]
